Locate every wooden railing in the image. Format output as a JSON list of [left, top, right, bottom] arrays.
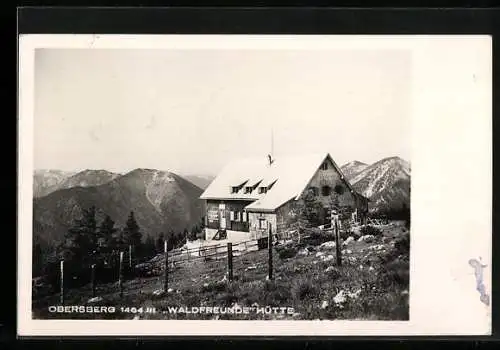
[[230, 221, 249, 232]]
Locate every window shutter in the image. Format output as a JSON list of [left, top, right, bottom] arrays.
[[242, 212, 247, 222], [230, 211, 234, 221]]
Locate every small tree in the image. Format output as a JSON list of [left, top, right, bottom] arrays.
[[155, 233, 165, 253], [60, 206, 98, 266], [165, 229, 175, 251], [298, 189, 324, 233], [58, 206, 98, 287], [143, 235, 156, 259], [188, 226, 198, 241], [112, 228, 127, 253], [123, 211, 142, 255], [98, 215, 117, 254]]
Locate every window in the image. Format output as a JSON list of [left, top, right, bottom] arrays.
[[258, 218, 267, 229], [334, 184, 345, 195], [234, 211, 240, 221], [231, 187, 239, 193], [259, 187, 267, 194], [321, 162, 328, 170], [321, 186, 331, 196], [309, 186, 319, 196], [245, 186, 253, 194]]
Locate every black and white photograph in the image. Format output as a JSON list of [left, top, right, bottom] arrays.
[[18, 35, 491, 336]]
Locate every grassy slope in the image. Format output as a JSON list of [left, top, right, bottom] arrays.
[[33, 223, 409, 321]]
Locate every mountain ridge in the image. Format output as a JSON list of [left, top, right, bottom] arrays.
[[342, 156, 410, 213], [33, 168, 205, 249]]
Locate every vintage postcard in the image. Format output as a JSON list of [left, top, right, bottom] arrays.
[[18, 35, 491, 336]]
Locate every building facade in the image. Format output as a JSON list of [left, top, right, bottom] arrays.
[[200, 153, 369, 243]]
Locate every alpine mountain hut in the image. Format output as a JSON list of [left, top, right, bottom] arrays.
[[199, 152, 369, 244]]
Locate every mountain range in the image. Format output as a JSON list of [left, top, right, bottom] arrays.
[[33, 169, 205, 250], [33, 156, 410, 251], [340, 156, 411, 213], [183, 175, 215, 190]]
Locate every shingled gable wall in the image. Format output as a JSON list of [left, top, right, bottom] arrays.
[[301, 155, 357, 208], [249, 156, 361, 238]]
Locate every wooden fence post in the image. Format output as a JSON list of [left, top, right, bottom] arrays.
[[91, 264, 96, 298], [227, 242, 233, 281], [119, 252, 124, 298], [268, 224, 273, 280], [164, 240, 168, 292], [60, 260, 64, 305], [334, 218, 342, 266]]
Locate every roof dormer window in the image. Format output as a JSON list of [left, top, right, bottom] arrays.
[[259, 187, 267, 194], [231, 180, 248, 194], [267, 180, 277, 190], [245, 186, 253, 194], [252, 180, 262, 189]]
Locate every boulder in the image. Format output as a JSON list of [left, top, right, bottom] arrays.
[[298, 249, 310, 256], [342, 236, 355, 246], [152, 289, 165, 296], [87, 296, 103, 304], [320, 241, 336, 249], [347, 289, 362, 299], [358, 235, 375, 243], [333, 290, 347, 305], [322, 255, 334, 262]]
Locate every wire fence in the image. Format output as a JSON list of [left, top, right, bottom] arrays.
[[50, 218, 353, 304]]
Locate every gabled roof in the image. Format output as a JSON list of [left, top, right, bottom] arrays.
[[200, 152, 359, 211]]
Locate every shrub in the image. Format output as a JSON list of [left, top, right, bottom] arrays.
[[262, 280, 292, 304], [360, 225, 383, 237], [304, 229, 336, 246], [339, 229, 351, 240], [291, 278, 320, 301], [394, 232, 410, 257], [201, 281, 227, 293], [379, 260, 410, 289], [277, 247, 298, 260]]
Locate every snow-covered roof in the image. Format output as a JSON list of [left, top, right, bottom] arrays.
[[200, 152, 358, 211]]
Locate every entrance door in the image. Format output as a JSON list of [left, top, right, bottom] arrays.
[[219, 203, 226, 229]]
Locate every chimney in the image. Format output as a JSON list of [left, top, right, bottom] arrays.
[[268, 128, 275, 166], [268, 154, 274, 166]]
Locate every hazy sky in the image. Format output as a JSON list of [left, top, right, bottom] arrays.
[[34, 48, 411, 176]]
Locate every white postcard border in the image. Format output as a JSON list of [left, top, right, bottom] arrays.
[[18, 34, 492, 336]]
